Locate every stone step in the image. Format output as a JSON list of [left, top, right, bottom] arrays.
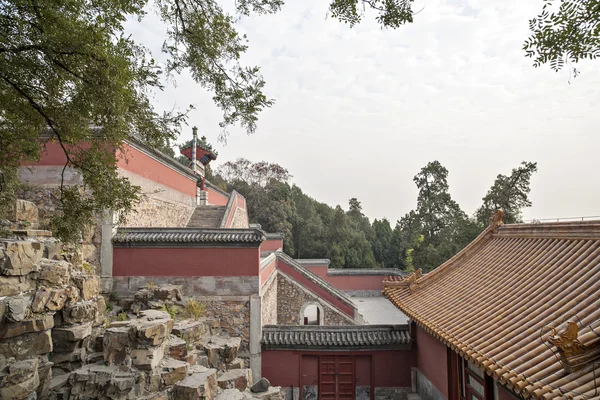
[[187, 206, 227, 228], [217, 368, 252, 391], [407, 394, 422, 400], [173, 365, 218, 400]]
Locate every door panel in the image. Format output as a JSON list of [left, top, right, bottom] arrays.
[[319, 356, 356, 400]]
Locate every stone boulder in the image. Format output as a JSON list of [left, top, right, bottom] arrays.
[[154, 284, 183, 301], [53, 322, 92, 342], [173, 365, 218, 400], [204, 336, 241, 369], [252, 387, 283, 400], [0, 314, 54, 340], [31, 287, 51, 313], [217, 369, 252, 391], [250, 378, 270, 393], [168, 335, 188, 360], [172, 319, 209, 345], [0, 275, 34, 297], [6, 295, 32, 322], [0, 329, 52, 360], [37, 259, 70, 286], [0, 241, 43, 276], [135, 317, 173, 347], [0, 357, 39, 400], [227, 358, 245, 370], [103, 325, 135, 366], [131, 342, 166, 370], [159, 358, 188, 386], [72, 275, 99, 301], [62, 300, 98, 325], [46, 288, 68, 311], [7, 200, 38, 226]]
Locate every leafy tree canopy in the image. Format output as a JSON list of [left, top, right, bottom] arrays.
[[0, 0, 412, 241]]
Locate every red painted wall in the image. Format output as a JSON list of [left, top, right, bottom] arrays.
[[417, 325, 449, 398], [22, 142, 71, 165], [262, 351, 300, 387], [260, 258, 277, 287], [298, 266, 389, 292], [302, 265, 328, 278], [262, 350, 413, 390], [206, 186, 229, 206], [497, 385, 519, 400], [261, 239, 283, 253], [372, 351, 413, 387], [323, 275, 388, 291], [113, 247, 259, 277], [278, 259, 355, 318], [117, 143, 196, 197]]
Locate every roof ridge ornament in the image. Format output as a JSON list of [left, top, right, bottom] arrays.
[[544, 320, 600, 373], [489, 210, 504, 233], [383, 268, 423, 293]]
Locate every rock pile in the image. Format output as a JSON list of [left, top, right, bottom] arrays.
[[0, 236, 106, 399], [0, 201, 281, 400]]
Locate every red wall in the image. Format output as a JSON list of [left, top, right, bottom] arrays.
[[261, 239, 283, 253], [260, 258, 277, 287], [262, 350, 413, 391], [417, 325, 449, 398], [278, 260, 355, 318], [300, 266, 389, 292], [22, 142, 71, 165], [497, 385, 519, 400], [117, 143, 196, 197], [323, 275, 388, 291], [206, 186, 229, 206], [262, 351, 300, 387], [113, 247, 259, 277]]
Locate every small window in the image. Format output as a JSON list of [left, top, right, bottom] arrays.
[[303, 304, 321, 325], [459, 357, 492, 400]]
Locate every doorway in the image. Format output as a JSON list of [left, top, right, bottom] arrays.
[[319, 356, 355, 400]]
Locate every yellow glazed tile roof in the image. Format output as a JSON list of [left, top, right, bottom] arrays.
[[383, 220, 600, 400]]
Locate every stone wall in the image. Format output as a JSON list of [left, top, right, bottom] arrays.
[[121, 194, 194, 228], [0, 236, 106, 399], [14, 189, 102, 269], [230, 207, 249, 229], [276, 274, 354, 326], [261, 274, 277, 325], [112, 276, 260, 298], [201, 298, 251, 354]]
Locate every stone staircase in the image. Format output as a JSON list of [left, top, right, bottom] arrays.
[[187, 206, 227, 228]]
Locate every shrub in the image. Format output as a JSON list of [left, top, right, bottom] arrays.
[[146, 282, 157, 290], [82, 262, 95, 275], [106, 302, 113, 312], [109, 292, 118, 302], [184, 299, 205, 321], [117, 311, 128, 321], [159, 303, 177, 319]]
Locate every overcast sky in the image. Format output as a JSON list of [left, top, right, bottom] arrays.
[[127, 0, 600, 224]]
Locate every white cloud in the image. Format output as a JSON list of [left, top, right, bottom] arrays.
[[126, 0, 600, 223]]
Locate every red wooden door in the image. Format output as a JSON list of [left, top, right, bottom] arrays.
[[319, 356, 355, 400]]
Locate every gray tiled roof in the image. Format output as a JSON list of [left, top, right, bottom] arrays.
[[112, 228, 265, 246], [261, 325, 411, 350]]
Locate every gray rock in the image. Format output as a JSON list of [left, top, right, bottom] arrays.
[[31, 287, 51, 313], [251, 377, 271, 393], [0, 275, 34, 297], [7, 200, 39, 226], [53, 322, 93, 342], [173, 366, 218, 400], [217, 368, 252, 391], [131, 342, 166, 370], [159, 358, 188, 386], [72, 275, 99, 301], [173, 319, 209, 345], [1, 241, 43, 276], [0, 314, 54, 339], [0, 357, 39, 400], [37, 258, 71, 286], [6, 295, 32, 322], [62, 300, 98, 325]]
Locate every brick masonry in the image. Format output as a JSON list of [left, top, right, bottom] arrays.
[[276, 273, 354, 326], [112, 276, 260, 298], [261, 274, 277, 325]]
